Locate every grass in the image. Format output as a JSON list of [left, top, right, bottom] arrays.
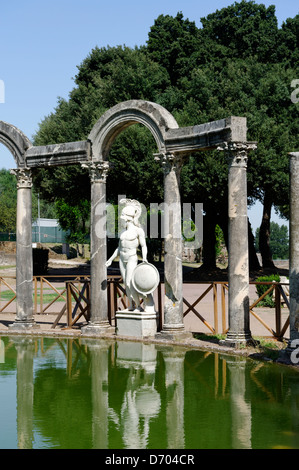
[[253, 336, 288, 360], [0, 289, 65, 303], [193, 332, 287, 361]]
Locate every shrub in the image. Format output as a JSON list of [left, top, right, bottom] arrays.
[[255, 274, 280, 307]]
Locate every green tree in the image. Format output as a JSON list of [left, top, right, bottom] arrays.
[[146, 12, 200, 86], [199, 0, 279, 62], [32, 3, 298, 268], [55, 199, 90, 257], [0, 169, 17, 233], [255, 222, 289, 260], [33, 46, 168, 240]]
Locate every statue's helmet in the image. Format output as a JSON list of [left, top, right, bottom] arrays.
[[120, 199, 142, 226]]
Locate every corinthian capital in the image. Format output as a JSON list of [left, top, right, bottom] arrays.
[[217, 142, 257, 168], [10, 168, 33, 188], [81, 160, 110, 183]]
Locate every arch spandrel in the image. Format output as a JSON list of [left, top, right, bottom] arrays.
[[88, 100, 179, 160], [0, 121, 32, 167]]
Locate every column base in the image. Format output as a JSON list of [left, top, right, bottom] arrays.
[[8, 320, 40, 331], [156, 324, 193, 342], [219, 331, 256, 348], [81, 321, 115, 336]]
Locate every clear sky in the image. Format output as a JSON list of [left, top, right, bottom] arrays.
[[0, 0, 297, 231]]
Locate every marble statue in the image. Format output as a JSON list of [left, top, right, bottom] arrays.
[[106, 199, 158, 312]]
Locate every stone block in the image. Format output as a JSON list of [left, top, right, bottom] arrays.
[[116, 311, 158, 338]]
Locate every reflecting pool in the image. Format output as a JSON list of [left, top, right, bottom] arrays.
[[0, 335, 299, 449]]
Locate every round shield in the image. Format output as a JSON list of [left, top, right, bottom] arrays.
[[132, 262, 160, 295]]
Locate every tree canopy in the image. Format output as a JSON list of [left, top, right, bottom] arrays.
[[32, 1, 299, 268], [255, 222, 289, 260]]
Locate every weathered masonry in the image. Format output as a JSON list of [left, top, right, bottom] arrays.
[[0, 100, 258, 346], [288, 152, 299, 353]]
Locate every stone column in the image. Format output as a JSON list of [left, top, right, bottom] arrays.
[[10, 168, 36, 329], [155, 153, 191, 340], [219, 143, 256, 347], [81, 161, 114, 336], [287, 152, 299, 353]]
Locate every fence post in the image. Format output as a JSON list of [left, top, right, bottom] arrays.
[[213, 283, 218, 334], [275, 284, 282, 338], [221, 284, 227, 334]]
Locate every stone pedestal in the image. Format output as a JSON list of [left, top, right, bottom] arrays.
[[116, 310, 158, 338]]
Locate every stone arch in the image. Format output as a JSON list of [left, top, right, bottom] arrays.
[[88, 100, 179, 160], [0, 121, 32, 167]]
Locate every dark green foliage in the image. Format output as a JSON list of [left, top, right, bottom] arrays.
[[0, 169, 17, 232], [255, 222, 289, 260], [55, 199, 90, 245], [200, 0, 279, 62], [32, 1, 298, 267], [255, 274, 280, 307]]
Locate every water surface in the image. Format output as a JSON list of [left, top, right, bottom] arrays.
[[0, 335, 299, 449]]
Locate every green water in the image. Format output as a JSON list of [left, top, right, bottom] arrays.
[[0, 335, 299, 450]]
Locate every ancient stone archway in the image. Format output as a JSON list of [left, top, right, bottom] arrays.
[[0, 121, 32, 167], [85, 100, 184, 337], [1, 100, 257, 345], [88, 100, 179, 160]]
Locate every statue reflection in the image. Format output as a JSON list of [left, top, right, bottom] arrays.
[[115, 342, 161, 449]]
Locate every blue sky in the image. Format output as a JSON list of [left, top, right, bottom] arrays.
[[0, 0, 297, 231]]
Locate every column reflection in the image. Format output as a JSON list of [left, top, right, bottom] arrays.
[[162, 348, 186, 449], [226, 357, 252, 449], [14, 337, 35, 449]]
